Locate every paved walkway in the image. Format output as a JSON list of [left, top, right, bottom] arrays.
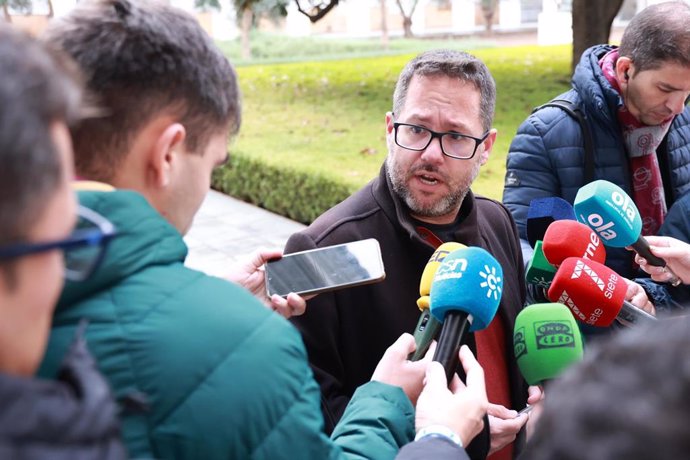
[[184, 190, 305, 277]]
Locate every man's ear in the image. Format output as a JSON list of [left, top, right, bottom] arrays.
[[386, 111, 396, 132], [148, 123, 186, 188], [615, 56, 634, 87], [478, 129, 497, 166]]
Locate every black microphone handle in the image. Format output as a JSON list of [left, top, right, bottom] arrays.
[[409, 310, 442, 361], [632, 236, 682, 286], [432, 310, 471, 383], [617, 300, 657, 325], [633, 236, 667, 267]]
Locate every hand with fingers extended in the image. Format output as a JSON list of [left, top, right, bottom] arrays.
[[414, 345, 488, 448], [634, 236, 690, 285], [225, 248, 307, 318], [371, 333, 434, 407]]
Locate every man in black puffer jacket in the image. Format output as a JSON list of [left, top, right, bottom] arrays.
[[0, 25, 126, 460]]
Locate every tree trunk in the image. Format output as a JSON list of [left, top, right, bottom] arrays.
[[395, 0, 418, 39], [240, 6, 253, 60], [380, 0, 389, 51], [402, 15, 412, 38], [2, 3, 11, 22], [483, 10, 494, 34], [571, 0, 624, 74], [47, 0, 54, 18], [481, 0, 497, 35]]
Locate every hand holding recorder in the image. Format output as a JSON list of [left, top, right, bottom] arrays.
[[635, 235, 690, 286]]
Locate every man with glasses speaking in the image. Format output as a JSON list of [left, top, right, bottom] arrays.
[[286, 50, 534, 459]]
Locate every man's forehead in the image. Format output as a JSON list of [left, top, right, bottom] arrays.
[[640, 62, 690, 90]]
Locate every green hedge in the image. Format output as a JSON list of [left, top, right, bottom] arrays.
[[215, 45, 572, 225], [212, 152, 355, 224]]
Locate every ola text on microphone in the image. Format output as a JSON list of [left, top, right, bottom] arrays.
[[573, 179, 680, 284]]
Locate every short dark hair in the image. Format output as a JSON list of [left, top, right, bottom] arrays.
[[0, 24, 82, 246], [392, 49, 496, 133], [43, 0, 241, 182], [525, 316, 690, 459], [619, 1, 690, 72]]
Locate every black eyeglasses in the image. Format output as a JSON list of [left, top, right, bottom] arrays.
[[393, 122, 489, 160], [0, 206, 117, 281]]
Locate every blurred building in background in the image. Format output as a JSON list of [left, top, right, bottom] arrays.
[[1, 0, 682, 43]]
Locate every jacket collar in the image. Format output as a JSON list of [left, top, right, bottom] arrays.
[[372, 163, 481, 248], [57, 190, 187, 310]]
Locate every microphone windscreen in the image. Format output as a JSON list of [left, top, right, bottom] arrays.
[[542, 220, 606, 266], [574, 180, 642, 247], [514, 303, 584, 385], [526, 197, 577, 248], [418, 242, 465, 309], [547, 257, 627, 327], [525, 240, 556, 288], [430, 246, 503, 332]]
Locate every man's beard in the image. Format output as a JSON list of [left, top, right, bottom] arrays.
[[386, 154, 479, 218]]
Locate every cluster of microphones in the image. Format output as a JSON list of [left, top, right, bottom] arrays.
[[410, 180, 673, 391]]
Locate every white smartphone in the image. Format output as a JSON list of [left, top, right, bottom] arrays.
[[265, 238, 386, 297], [517, 405, 534, 417]]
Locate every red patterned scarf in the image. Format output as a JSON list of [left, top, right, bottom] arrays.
[[600, 49, 671, 235]]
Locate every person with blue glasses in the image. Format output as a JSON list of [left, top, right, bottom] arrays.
[[0, 24, 125, 459]]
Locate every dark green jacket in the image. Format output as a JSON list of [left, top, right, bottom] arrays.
[[39, 190, 414, 459]]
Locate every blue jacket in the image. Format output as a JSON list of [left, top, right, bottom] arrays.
[[503, 44, 690, 279]]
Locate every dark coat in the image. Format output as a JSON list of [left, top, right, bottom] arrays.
[[0, 327, 126, 460], [287, 165, 528, 459]]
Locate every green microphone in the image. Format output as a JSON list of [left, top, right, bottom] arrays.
[[513, 303, 584, 386], [525, 240, 557, 290]]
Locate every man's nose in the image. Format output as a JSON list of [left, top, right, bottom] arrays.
[[420, 136, 445, 164], [667, 92, 688, 115]]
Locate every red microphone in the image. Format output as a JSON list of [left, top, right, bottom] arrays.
[[542, 220, 606, 267], [547, 257, 656, 327]]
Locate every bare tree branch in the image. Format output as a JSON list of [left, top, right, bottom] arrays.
[[294, 0, 339, 23]]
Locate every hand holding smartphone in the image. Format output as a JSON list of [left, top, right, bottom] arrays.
[[265, 238, 386, 298], [517, 405, 534, 417]]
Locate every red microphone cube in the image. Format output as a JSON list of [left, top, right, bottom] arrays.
[[547, 257, 626, 327], [542, 220, 606, 267]]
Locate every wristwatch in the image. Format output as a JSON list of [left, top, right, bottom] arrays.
[[414, 424, 463, 448]]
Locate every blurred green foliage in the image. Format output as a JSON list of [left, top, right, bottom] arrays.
[[213, 39, 572, 223]]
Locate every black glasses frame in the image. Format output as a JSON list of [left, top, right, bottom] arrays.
[[0, 206, 117, 281], [393, 122, 489, 160]]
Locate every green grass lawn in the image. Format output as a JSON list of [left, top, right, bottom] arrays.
[[230, 43, 572, 203]]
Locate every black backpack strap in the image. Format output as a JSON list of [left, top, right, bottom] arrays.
[[532, 99, 595, 184]]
